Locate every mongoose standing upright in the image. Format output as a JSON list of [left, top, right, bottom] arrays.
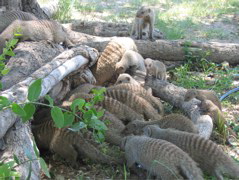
[[107, 83, 164, 115], [144, 125, 239, 180], [144, 58, 167, 80], [121, 136, 204, 180], [131, 6, 155, 40], [115, 73, 141, 86], [122, 113, 198, 135], [115, 50, 146, 75], [184, 89, 222, 110]]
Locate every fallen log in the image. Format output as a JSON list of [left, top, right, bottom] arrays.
[[145, 76, 213, 139], [66, 29, 239, 65], [0, 45, 98, 179]]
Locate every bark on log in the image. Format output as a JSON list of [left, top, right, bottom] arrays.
[[67, 31, 239, 65], [1, 41, 64, 90], [0, 0, 49, 19], [64, 20, 164, 39], [0, 45, 98, 179], [145, 77, 213, 139]]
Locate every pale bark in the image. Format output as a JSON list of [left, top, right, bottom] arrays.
[[145, 77, 213, 139], [0, 45, 98, 179], [66, 31, 239, 65]]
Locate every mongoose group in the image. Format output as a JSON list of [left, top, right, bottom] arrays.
[[5, 7, 236, 180]]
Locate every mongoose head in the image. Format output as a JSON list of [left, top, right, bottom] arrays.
[[184, 90, 197, 101], [199, 99, 215, 113], [115, 63, 126, 74], [136, 6, 152, 18], [122, 120, 144, 135], [115, 73, 139, 85], [143, 125, 162, 137], [120, 136, 134, 150], [144, 58, 154, 72]]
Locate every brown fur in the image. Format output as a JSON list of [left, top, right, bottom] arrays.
[[121, 136, 203, 180], [105, 89, 162, 120], [0, 19, 74, 48], [91, 37, 137, 85], [131, 6, 155, 40], [32, 120, 120, 167], [115, 50, 146, 74], [63, 92, 144, 123], [144, 58, 167, 80], [0, 10, 38, 32], [115, 73, 141, 86], [108, 83, 164, 115], [144, 126, 239, 180], [184, 89, 222, 110], [122, 113, 197, 135]]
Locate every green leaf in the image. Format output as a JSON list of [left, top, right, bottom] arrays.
[[45, 95, 54, 106], [1, 68, 10, 75], [13, 154, 20, 165], [96, 110, 105, 118], [9, 38, 18, 45], [11, 103, 26, 117], [91, 119, 107, 131], [5, 50, 15, 57], [39, 158, 50, 178], [0, 96, 11, 110], [21, 103, 36, 123], [33, 140, 40, 157], [63, 112, 74, 126], [51, 106, 64, 128], [83, 110, 93, 122], [28, 79, 42, 101], [0, 83, 2, 90], [70, 99, 85, 113], [69, 121, 87, 132]]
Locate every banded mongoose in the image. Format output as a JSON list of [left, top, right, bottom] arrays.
[[115, 50, 146, 75], [63, 92, 144, 123], [32, 120, 120, 167], [91, 37, 137, 85], [199, 99, 226, 136], [121, 136, 204, 180], [131, 6, 155, 40], [144, 58, 167, 80], [184, 89, 222, 110], [115, 73, 141, 86], [0, 19, 74, 48], [144, 125, 239, 180], [107, 83, 164, 115], [105, 89, 162, 120], [0, 10, 38, 32], [122, 113, 198, 135]]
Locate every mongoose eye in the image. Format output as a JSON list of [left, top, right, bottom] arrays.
[[118, 80, 122, 84]]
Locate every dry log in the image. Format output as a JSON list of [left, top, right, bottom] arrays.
[[0, 45, 98, 179], [66, 30, 239, 65], [64, 20, 164, 39], [145, 76, 213, 139]]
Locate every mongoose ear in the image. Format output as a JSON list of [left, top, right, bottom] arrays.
[[143, 126, 152, 137], [120, 137, 128, 150], [126, 77, 130, 81]]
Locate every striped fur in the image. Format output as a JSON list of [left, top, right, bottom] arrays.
[[122, 113, 198, 135], [0, 19, 74, 47], [91, 38, 137, 85], [105, 89, 162, 120], [0, 10, 38, 32], [63, 92, 144, 123], [121, 136, 203, 180], [107, 83, 164, 115], [144, 125, 239, 180], [32, 119, 120, 167]]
